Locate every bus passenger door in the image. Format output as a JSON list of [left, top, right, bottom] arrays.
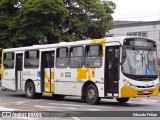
[[15, 53, 23, 90], [104, 46, 120, 97], [41, 51, 55, 93]]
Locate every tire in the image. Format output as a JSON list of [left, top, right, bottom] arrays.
[[116, 98, 129, 103], [25, 81, 36, 99], [81, 95, 86, 103], [52, 94, 65, 99], [85, 84, 101, 105], [2, 87, 7, 91]]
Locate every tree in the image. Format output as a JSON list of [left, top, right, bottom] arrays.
[[10, 0, 69, 46], [0, 0, 115, 48], [0, 0, 69, 47], [61, 0, 116, 42], [0, 0, 19, 48]]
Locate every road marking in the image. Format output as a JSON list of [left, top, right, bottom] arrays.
[[128, 101, 138, 104], [16, 100, 43, 104], [128, 99, 160, 105], [0, 107, 16, 111], [49, 103, 83, 107], [72, 117, 81, 120], [140, 99, 159, 103], [15, 117, 38, 120], [34, 105, 77, 110], [49, 103, 112, 109], [128, 99, 159, 105], [87, 109, 100, 111]]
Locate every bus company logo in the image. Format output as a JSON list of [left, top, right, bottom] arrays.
[[23, 71, 35, 77], [65, 72, 71, 78], [1, 112, 42, 117], [2, 112, 11, 117]]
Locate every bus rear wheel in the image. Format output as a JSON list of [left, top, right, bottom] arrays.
[[86, 84, 101, 105], [116, 98, 129, 103], [25, 81, 42, 99]]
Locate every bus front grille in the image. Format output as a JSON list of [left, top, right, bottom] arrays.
[[136, 85, 154, 88]]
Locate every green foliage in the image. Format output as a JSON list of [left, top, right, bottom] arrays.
[[0, 0, 19, 47], [0, 0, 115, 48], [61, 0, 115, 41]]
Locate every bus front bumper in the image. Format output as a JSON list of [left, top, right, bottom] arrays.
[[120, 86, 159, 98]]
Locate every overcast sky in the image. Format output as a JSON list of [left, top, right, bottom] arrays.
[[111, 0, 160, 21]]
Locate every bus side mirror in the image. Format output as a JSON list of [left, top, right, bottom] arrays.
[[120, 46, 126, 65]]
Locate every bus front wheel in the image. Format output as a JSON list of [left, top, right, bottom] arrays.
[[116, 98, 129, 103], [86, 84, 101, 105], [2, 87, 7, 91]]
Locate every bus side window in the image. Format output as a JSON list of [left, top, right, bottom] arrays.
[[24, 50, 39, 68], [85, 45, 102, 68], [56, 47, 69, 68], [4, 52, 14, 69], [69, 46, 84, 68]]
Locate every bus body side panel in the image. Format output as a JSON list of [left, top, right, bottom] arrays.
[[55, 81, 83, 96], [54, 67, 81, 95], [96, 83, 105, 97], [54, 67, 105, 97], [2, 69, 16, 90], [2, 50, 16, 91], [22, 69, 41, 93]]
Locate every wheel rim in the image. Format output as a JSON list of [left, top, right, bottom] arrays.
[[27, 85, 33, 96], [88, 89, 96, 100]]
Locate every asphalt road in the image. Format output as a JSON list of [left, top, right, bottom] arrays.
[[0, 88, 160, 120]]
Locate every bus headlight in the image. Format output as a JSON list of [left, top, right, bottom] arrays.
[[155, 83, 159, 88], [123, 79, 129, 85], [123, 79, 137, 89]]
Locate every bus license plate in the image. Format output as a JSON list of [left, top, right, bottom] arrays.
[[143, 90, 149, 94]]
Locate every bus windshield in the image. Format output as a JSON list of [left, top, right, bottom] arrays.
[[122, 38, 158, 76]]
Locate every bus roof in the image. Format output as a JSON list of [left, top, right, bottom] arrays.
[[3, 36, 155, 52]]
